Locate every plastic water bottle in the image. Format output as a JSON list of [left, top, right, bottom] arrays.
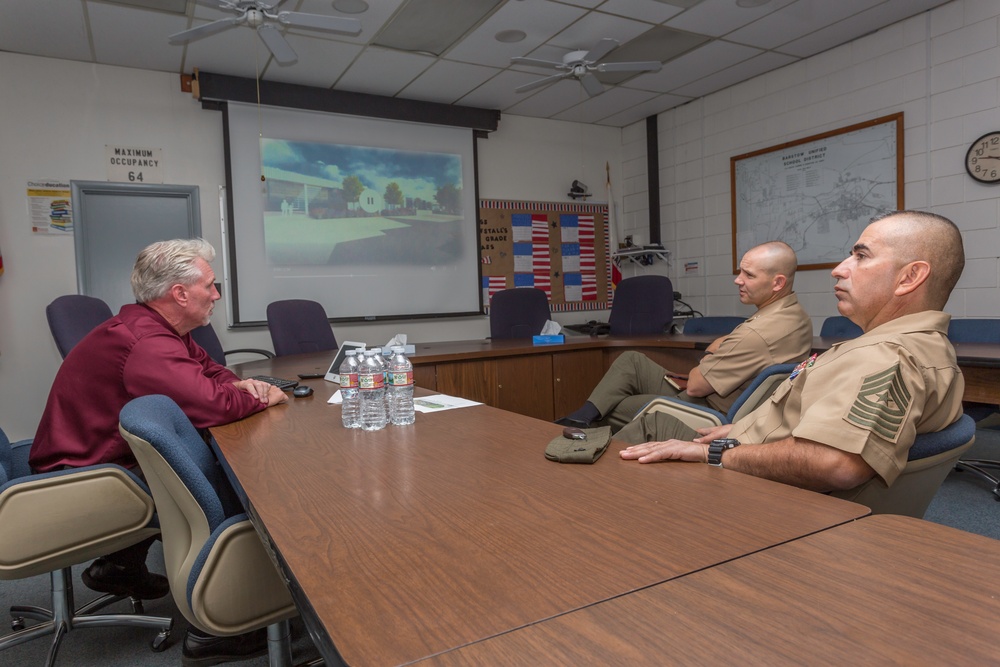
[[339, 349, 361, 429], [387, 346, 415, 426], [359, 349, 387, 431]]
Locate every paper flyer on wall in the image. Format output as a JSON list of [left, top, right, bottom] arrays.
[[27, 180, 72, 234]]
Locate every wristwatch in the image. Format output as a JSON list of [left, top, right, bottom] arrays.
[[707, 438, 741, 467]]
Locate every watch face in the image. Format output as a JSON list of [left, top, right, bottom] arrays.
[[966, 132, 1000, 183]]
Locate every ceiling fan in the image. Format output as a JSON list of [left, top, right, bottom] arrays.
[[168, 1, 362, 65], [511, 38, 662, 97]]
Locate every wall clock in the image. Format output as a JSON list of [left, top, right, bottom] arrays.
[[965, 131, 1000, 183]]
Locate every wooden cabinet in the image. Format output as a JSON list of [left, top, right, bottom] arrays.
[[434, 355, 554, 420], [552, 350, 605, 418]]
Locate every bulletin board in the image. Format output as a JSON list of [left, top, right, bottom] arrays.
[[479, 199, 612, 312]]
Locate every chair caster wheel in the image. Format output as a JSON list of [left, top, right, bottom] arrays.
[[152, 627, 171, 652], [10, 617, 25, 631]]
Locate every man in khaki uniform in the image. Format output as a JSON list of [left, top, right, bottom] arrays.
[[558, 241, 812, 431], [619, 210, 966, 495]]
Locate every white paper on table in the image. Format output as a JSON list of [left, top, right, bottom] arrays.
[[328, 390, 343, 404], [413, 394, 482, 413]]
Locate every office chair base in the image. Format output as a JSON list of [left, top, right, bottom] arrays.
[[955, 459, 1000, 500], [1, 567, 173, 666]]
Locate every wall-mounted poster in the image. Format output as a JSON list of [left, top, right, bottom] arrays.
[[731, 112, 903, 272], [479, 200, 612, 312]]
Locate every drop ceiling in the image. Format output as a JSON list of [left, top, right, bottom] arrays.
[[1, 0, 951, 127]]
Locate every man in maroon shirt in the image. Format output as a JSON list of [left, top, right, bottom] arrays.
[[31, 238, 287, 665]]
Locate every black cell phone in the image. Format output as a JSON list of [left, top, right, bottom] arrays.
[[297, 373, 326, 380]]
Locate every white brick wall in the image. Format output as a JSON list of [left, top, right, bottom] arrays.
[[630, 0, 999, 330]]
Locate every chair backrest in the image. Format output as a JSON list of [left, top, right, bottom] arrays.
[[489, 288, 550, 339], [119, 395, 295, 635], [683, 316, 745, 336], [820, 316, 863, 338], [832, 414, 976, 518], [45, 294, 114, 359], [190, 323, 274, 366], [266, 299, 338, 357], [948, 319, 1000, 344], [634, 363, 796, 432], [608, 275, 674, 336], [726, 363, 798, 422]]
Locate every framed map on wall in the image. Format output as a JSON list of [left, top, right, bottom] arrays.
[[730, 112, 903, 272]]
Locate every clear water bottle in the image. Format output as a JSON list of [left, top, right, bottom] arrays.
[[339, 349, 361, 429], [359, 349, 387, 431], [387, 345, 415, 426]]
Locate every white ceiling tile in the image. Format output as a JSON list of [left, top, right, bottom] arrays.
[[672, 50, 798, 97], [638, 40, 762, 92], [260, 33, 363, 88], [334, 47, 435, 97], [727, 0, 885, 50], [596, 92, 693, 126], [554, 86, 660, 123], [548, 11, 657, 52], [296, 0, 405, 45], [455, 70, 550, 110], [89, 3, 188, 72], [597, 0, 686, 24], [446, 0, 586, 67], [504, 78, 595, 117], [400, 60, 502, 103], [664, 0, 798, 38], [1, 0, 92, 62]]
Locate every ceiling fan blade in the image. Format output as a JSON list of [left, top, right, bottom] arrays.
[[580, 72, 604, 97], [597, 61, 662, 73], [169, 16, 243, 44], [515, 71, 573, 94], [510, 56, 565, 69], [276, 11, 362, 35], [583, 38, 620, 64], [257, 24, 298, 64]]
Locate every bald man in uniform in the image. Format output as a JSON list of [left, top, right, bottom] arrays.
[[558, 241, 813, 432], [619, 210, 966, 496]]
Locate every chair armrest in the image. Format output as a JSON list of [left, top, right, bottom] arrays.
[[188, 517, 296, 636], [224, 348, 275, 361], [0, 466, 157, 578], [634, 397, 726, 432]]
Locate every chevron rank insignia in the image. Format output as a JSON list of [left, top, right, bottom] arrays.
[[845, 363, 911, 442]]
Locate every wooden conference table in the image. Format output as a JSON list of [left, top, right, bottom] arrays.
[[213, 346, 868, 667], [415, 514, 1000, 665]]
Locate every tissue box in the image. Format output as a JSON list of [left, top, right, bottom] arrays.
[[380, 344, 416, 355], [532, 334, 565, 345]]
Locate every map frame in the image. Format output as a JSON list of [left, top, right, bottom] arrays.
[[730, 112, 904, 273]]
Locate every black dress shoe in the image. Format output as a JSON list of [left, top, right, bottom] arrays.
[[182, 627, 268, 667], [554, 416, 593, 428], [81, 557, 169, 600]]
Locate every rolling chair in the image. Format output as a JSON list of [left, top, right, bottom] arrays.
[[682, 316, 745, 336], [832, 414, 976, 517], [45, 294, 113, 359], [819, 316, 863, 338], [0, 425, 172, 665], [634, 363, 798, 431], [189, 323, 274, 366], [119, 395, 300, 667], [947, 319, 1000, 498], [608, 275, 674, 335], [266, 299, 338, 357], [489, 288, 550, 339]]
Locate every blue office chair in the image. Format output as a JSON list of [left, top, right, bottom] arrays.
[[634, 363, 798, 431], [119, 395, 298, 666], [608, 275, 674, 336], [266, 299, 338, 357], [948, 319, 1000, 344], [489, 288, 550, 339], [0, 425, 172, 663], [45, 294, 114, 359], [833, 414, 976, 517], [820, 316, 863, 338], [189, 323, 274, 366], [682, 316, 745, 336]]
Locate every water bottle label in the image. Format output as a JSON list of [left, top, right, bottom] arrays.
[[341, 372, 359, 389], [388, 371, 413, 387], [359, 373, 385, 390]]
